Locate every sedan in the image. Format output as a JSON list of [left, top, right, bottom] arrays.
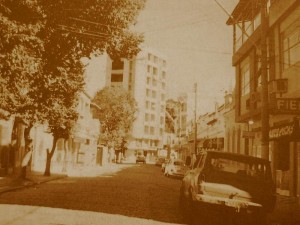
[[164, 159, 188, 178]]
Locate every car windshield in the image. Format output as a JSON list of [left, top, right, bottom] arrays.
[[208, 156, 271, 180]]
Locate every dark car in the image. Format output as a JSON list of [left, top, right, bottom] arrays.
[[136, 155, 146, 164], [179, 151, 276, 225]]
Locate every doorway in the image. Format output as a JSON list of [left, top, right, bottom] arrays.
[[275, 140, 290, 196]]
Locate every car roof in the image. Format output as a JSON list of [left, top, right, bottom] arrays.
[[199, 150, 270, 164]]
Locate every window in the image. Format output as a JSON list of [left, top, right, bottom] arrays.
[[282, 27, 300, 70], [152, 90, 156, 98], [146, 101, 150, 109], [145, 113, 149, 121], [163, 60, 166, 67], [144, 126, 149, 134], [146, 89, 151, 97], [150, 127, 155, 135], [160, 116, 164, 124], [147, 65, 151, 73], [147, 77, 151, 85], [162, 71, 166, 79], [240, 57, 250, 96], [112, 59, 124, 70], [153, 67, 158, 75], [129, 61, 133, 71], [162, 82, 166, 90], [151, 102, 156, 110], [111, 74, 123, 82], [57, 139, 64, 151], [153, 79, 157, 86], [151, 114, 155, 121], [148, 53, 151, 61]]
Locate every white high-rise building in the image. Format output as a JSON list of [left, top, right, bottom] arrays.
[[106, 48, 168, 162]]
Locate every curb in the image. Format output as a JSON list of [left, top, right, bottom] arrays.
[[0, 175, 67, 194]]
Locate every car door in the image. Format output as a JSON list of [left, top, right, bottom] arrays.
[[182, 154, 205, 199]]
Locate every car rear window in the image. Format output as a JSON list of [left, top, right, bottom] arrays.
[[208, 156, 271, 179]]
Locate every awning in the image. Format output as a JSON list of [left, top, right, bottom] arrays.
[[226, 0, 260, 25]]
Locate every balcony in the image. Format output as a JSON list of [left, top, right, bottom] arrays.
[[234, 13, 261, 52]]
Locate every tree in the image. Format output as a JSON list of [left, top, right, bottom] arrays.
[[92, 86, 137, 151], [0, 0, 145, 177], [44, 103, 78, 176], [165, 99, 179, 133], [0, 0, 45, 177]]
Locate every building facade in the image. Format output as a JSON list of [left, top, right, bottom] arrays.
[[227, 0, 300, 199], [197, 103, 226, 152], [106, 48, 168, 163]]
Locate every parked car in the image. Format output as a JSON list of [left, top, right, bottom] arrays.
[[179, 150, 276, 225], [136, 155, 146, 164], [164, 159, 189, 178], [155, 157, 166, 167]]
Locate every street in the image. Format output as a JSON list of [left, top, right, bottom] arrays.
[[0, 164, 185, 225]]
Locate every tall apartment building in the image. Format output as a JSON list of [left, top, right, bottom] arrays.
[[227, 0, 300, 199], [106, 48, 167, 162]]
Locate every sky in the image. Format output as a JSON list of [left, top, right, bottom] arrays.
[[134, 0, 238, 113]]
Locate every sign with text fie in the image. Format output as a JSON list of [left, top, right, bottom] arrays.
[[270, 97, 300, 114]]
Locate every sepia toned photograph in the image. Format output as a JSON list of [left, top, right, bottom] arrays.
[[0, 0, 299, 225]]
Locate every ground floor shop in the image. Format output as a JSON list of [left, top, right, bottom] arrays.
[[249, 118, 300, 201], [268, 119, 300, 198]]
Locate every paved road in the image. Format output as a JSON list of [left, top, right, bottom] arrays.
[[0, 164, 185, 225]]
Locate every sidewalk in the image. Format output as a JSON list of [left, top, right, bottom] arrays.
[[0, 163, 132, 194], [0, 171, 66, 194], [268, 195, 300, 225]]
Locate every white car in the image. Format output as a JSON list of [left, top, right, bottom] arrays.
[[164, 159, 188, 178]]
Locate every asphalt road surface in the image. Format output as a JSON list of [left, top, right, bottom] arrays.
[[0, 164, 185, 225]]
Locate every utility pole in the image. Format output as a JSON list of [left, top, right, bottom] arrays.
[[194, 83, 198, 155], [260, 0, 269, 160]]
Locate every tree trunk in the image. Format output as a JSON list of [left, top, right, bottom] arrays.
[[44, 136, 58, 176], [20, 123, 33, 179], [62, 138, 68, 173]]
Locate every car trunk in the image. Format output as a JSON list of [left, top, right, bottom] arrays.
[[201, 169, 274, 208]]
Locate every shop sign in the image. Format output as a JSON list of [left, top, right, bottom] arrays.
[[269, 97, 300, 114], [269, 122, 298, 140]]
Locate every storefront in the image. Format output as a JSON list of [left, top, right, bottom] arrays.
[[269, 119, 300, 197], [202, 138, 224, 151]]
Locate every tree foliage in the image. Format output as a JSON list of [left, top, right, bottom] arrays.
[[93, 86, 137, 148], [0, 0, 145, 175], [165, 99, 178, 133], [0, 0, 145, 123]]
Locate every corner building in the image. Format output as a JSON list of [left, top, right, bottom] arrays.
[[106, 48, 167, 163], [227, 0, 300, 200]]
